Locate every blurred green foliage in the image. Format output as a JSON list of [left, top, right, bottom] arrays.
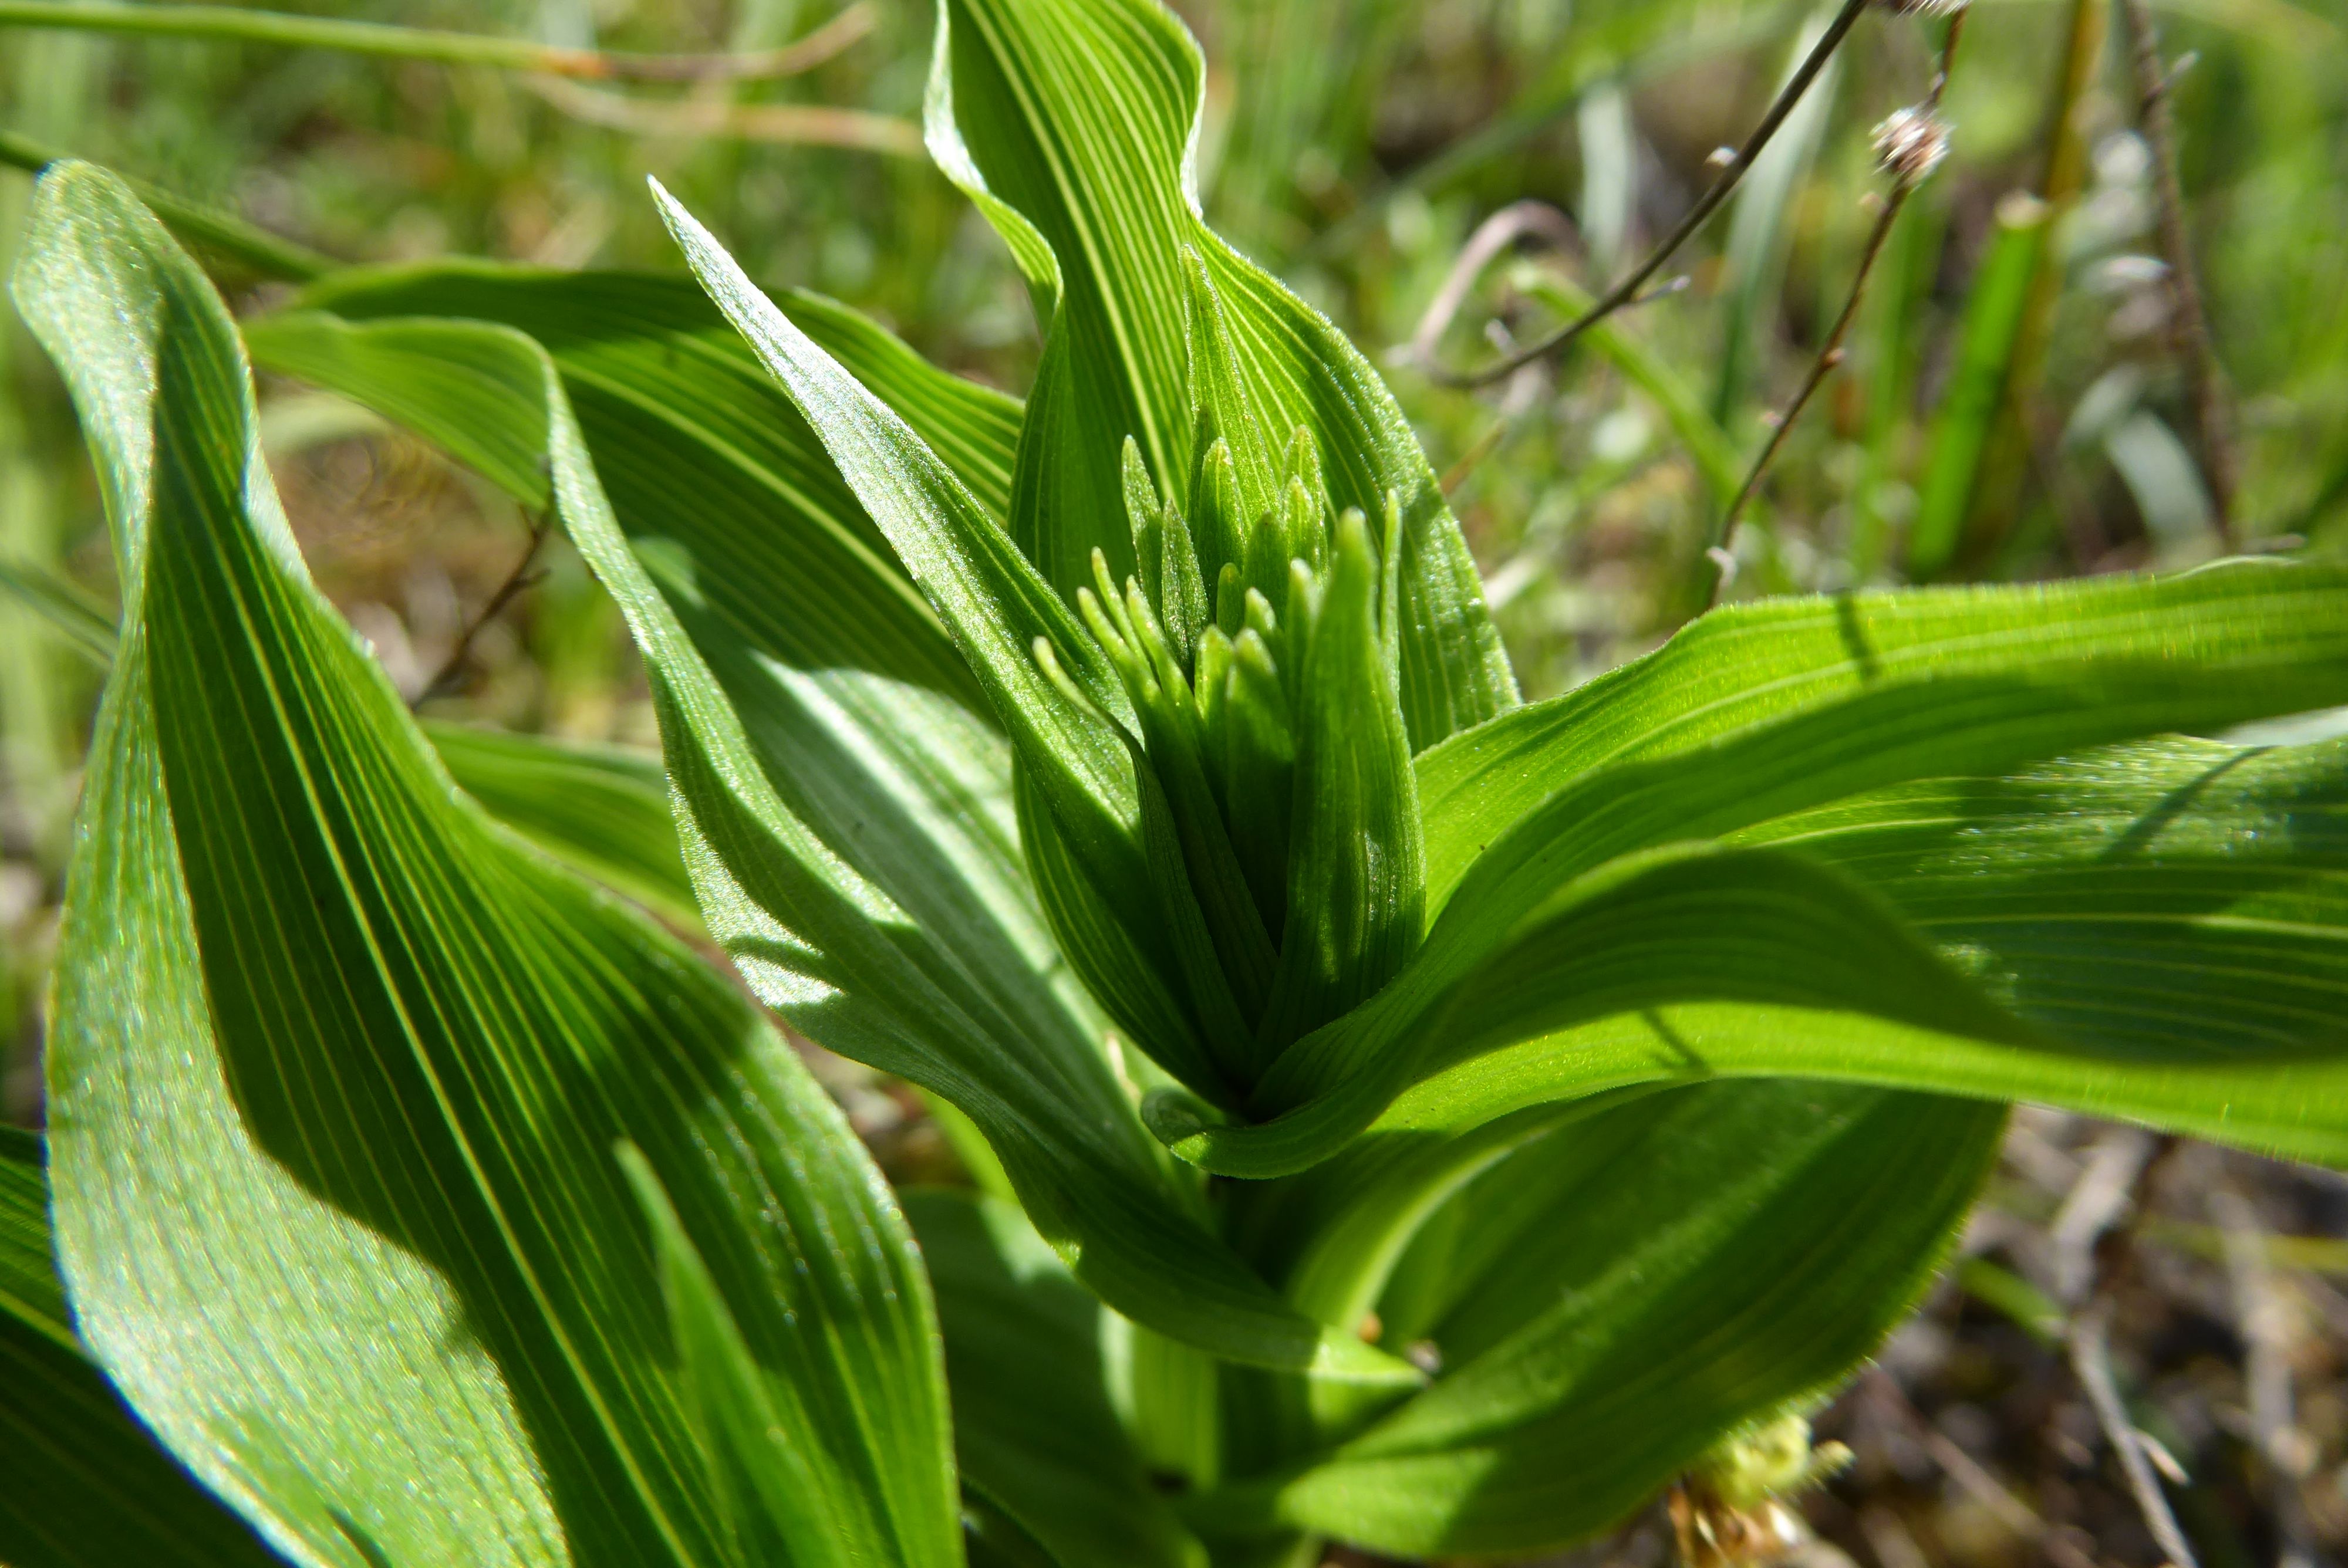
[[5, 0, 2347, 1096]]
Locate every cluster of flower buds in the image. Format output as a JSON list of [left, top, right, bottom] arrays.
[[1031, 376, 1422, 1100]]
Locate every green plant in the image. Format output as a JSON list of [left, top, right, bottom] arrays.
[[6, 0, 2348, 1564]]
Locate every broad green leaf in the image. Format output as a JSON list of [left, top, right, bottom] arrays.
[[247, 282, 1413, 1383], [640, 184, 1156, 917], [1, 1131, 292, 1568], [616, 1145, 863, 1568], [927, 0, 1518, 749], [421, 721, 701, 934], [905, 1188, 1209, 1568], [1740, 735, 2348, 1109], [1417, 566, 2348, 914], [21, 164, 957, 1568], [1355, 739, 2348, 1169], [1194, 1084, 2002, 1557]]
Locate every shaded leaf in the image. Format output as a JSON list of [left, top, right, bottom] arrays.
[[1195, 1085, 2000, 1557], [1741, 735, 2348, 1115], [422, 721, 701, 933], [906, 1188, 1208, 1568]]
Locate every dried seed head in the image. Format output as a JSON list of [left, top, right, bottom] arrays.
[[1873, 0, 1969, 15], [1872, 106, 1951, 188]]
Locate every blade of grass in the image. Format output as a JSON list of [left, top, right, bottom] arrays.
[[1849, 181, 1949, 579], [0, 0, 877, 82], [2118, 0, 2238, 539], [1711, 3, 1848, 427], [1907, 193, 2049, 578], [1514, 269, 1742, 505], [1958, 0, 2110, 569], [1432, 0, 1868, 387], [0, 557, 113, 663]]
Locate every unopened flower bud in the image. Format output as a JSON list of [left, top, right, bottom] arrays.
[[1874, 0, 1968, 15], [1872, 106, 1951, 188]]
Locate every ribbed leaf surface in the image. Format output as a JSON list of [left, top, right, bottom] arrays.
[[421, 722, 700, 933], [22, 164, 957, 1568], [1158, 568, 2348, 1177], [1, 1130, 289, 1568]]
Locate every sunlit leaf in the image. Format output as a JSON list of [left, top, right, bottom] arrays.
[[1, 1130, 291, 1568], [22, 163, 957, 1568], [927, 0, 1517, 748]]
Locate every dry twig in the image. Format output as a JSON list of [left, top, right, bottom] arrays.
[[1865, 1370, 2104, 1568], [1407, 201, 1578, 371], [2212, 1188, 2322, 1568], [2049, 1126, 2156, 1307]]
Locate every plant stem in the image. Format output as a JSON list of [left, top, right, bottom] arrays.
[[1426, 0, 1871, 388], [1712, 191, 1905, 572], [1702, 7, 1967, 604], [2118, 0, 2238, 542], [0, 127, 330, 279], [0, 0, 875, 83], [1952, 0, 2106, 573], [416, 521, 549, 708]]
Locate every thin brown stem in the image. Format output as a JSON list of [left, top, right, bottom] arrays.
[[1703, 8, 1966, 604], [1408, 201, 1579, 370], [2212, 1189, 2322, 1568], [2118, 0, 2238, 541], [1423, 0, 1872, 388], [1865, 1371, 2104, 1568], [416, 521, 548, 707], [1712, 188, 1907, 562], [1439, 420, 1511, 496]]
